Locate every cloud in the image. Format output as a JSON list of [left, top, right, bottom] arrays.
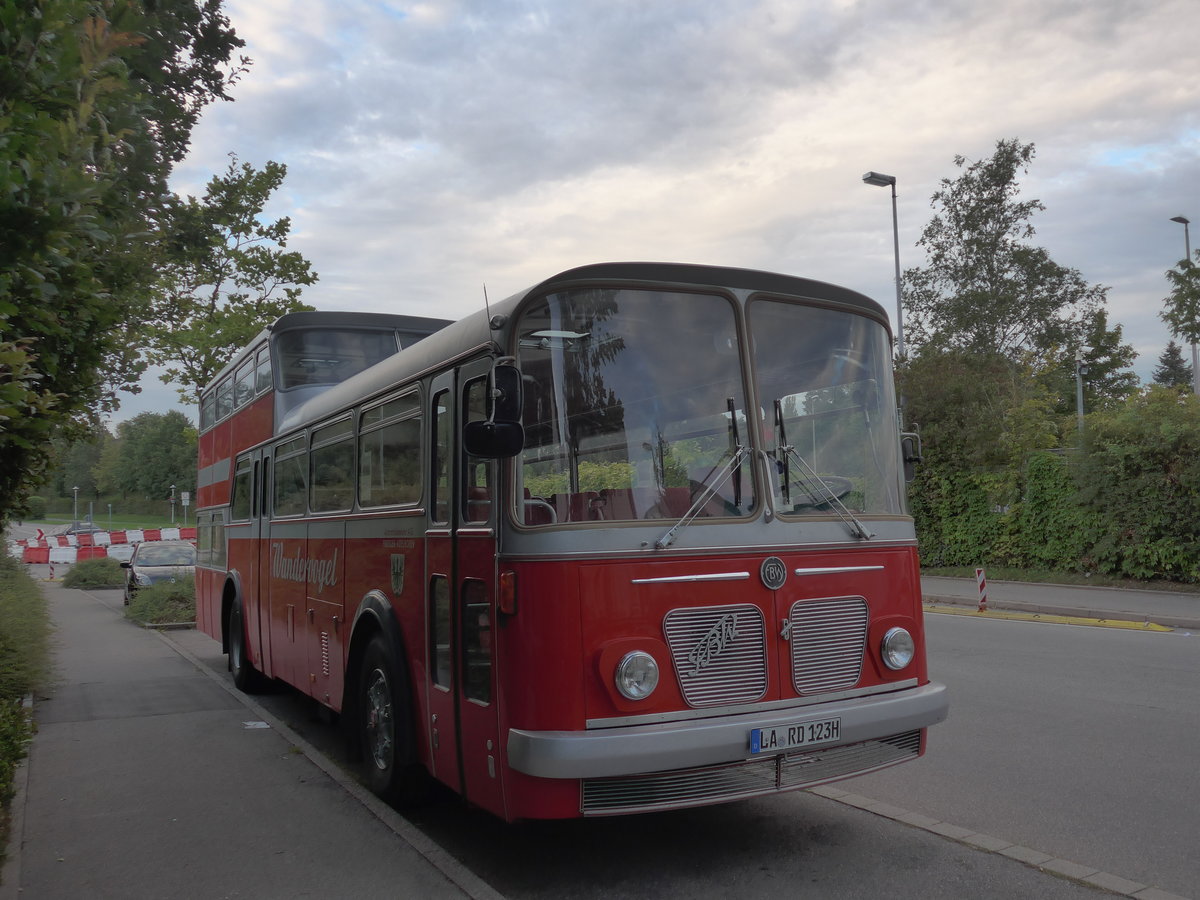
[[122, 0, 1200, 422]]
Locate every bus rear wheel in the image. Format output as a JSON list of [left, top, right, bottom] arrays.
[[228, 602, 263, 693], [358, 635, 429, 804]]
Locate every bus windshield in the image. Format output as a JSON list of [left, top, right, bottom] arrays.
[[749, 297, 903, 517], [515, 288, 753, 524]]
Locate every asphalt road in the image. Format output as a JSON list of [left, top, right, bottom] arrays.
[[852, 612, 1200, 899]]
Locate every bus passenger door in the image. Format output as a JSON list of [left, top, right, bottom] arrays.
[[425, 362, 504, 816]]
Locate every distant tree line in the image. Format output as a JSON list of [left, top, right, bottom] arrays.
[[902, 139, 1200, 581]]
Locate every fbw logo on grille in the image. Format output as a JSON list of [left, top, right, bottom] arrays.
[[760, 556, 787, 590]]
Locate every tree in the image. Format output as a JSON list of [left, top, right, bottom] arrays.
[[1038, 309, 1139, 417], [1153, 340, 1193, 390], [904, 139, 1111, 366], [96, 411, 196, 500], [1160, 255, 1200, 349], [145, 157, 318, 401], [0, 0, 245, 524]]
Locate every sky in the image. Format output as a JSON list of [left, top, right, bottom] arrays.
[[111, 0, 1200, 426]]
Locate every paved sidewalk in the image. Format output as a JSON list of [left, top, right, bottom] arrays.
[[2, 584, 491, 900], [922, 575, 1200, 630]]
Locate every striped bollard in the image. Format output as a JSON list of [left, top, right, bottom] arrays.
[[976, 567, 987, 612]]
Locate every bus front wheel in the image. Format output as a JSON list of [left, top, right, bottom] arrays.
[[358, 635, 429, 804]]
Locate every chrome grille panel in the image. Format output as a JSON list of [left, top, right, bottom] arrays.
[[581, 730, 921, 815], [663, 604, 767, 707], [789, 597, 867, 695]]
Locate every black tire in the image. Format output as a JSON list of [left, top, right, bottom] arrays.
[[357, 634, 429, 804], [228, 602, 263, 693]]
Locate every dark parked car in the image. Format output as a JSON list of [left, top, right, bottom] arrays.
[[121, 540, 196, 605]]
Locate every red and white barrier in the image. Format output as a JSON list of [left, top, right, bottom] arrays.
[[976, 567, 988, 612], [10, 527, 196, 566]]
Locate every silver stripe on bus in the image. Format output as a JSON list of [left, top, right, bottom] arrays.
[[585, 678, 920, 729], [630, 572, 750, 585], [793, 565, 885, 576], [197, 458, 231, 488]]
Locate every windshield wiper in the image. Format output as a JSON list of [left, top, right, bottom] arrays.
[[773, 399, 873, 541], [655, 444, 747, 550]]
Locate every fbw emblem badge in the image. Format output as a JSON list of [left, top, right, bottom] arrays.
[[760, 556, 787, 590]]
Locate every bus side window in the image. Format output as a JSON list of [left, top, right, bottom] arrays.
[[274, 437, 308, 517], [359, 417, 421, 507], [463, 377, 493, 524], [255, 345, 272, 395], [234, 359, 254, 409], [430, 575, 452, 688], [432, 390, 451, 524], [230, 456, 253, 521], [200, 392, 216, 432]]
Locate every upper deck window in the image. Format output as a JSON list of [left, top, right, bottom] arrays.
[[276, 328, 401, 390]]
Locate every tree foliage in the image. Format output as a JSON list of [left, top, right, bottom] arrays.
[[0, 0, 245, 523], [95, 411, 196, 500], [903, 139, 1116, 370], [1160, 255, 1200, 346], [145, 157, 318, 401]]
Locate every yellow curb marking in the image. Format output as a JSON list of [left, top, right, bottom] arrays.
[[923, 604, 1173, 632]]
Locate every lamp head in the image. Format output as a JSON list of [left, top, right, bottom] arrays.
[[1171, 216, 1190, 225], [862, 171, 897, 187]]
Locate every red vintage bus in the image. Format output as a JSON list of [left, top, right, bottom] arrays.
[[196, 262, 947, 821]]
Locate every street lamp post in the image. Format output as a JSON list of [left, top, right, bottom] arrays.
[[170, 484, 176, 525], [863, 171, 904, 359], [1075, 352, 1088, 435], [1169, 216, 1197, 396], [72, 485, 79, 529]]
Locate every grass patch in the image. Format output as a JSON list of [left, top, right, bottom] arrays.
[[125, 575, 196, 626], [60, 557, 125, 589], [0, 554, 51, 864]]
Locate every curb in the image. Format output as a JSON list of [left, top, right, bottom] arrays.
[[923, 593, 1200, 631]]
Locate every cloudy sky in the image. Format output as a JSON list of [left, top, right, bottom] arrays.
[[114, 0, 1200, 424]]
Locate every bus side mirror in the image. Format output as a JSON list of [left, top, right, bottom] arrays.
[[464, 420, 524, 458], [901, 432, 923, 483], [464, 362, 525, 458]]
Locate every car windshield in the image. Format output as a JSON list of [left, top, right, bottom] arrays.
[[514, 288, 753, 525], [136, 544, 196, 566], [748, 298, 903, 516]]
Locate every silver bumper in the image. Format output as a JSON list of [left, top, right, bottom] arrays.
[[508, 681, 949, 779]]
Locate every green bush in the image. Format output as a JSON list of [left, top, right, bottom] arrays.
[[125, 575, 195, 626], [24, 496, 46, 520], [61, 557, 125, 589], [0, 557, 49, 807]]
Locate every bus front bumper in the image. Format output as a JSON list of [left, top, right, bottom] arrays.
[[507, 681, 949, 780]]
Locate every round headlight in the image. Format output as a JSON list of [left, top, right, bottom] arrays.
[[881, 627, 915, 671], [615, 650, 660, 701]]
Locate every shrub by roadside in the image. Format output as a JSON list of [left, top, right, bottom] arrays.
[[0, 555, 50, 860], [125, 575, 195, 626], [60, 557, 124, 590]]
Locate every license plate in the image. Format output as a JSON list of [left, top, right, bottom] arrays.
[[750, 717, 841, 754]]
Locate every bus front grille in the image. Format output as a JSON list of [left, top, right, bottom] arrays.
[[788, 597, 868, 694], [663, 604, 767, 707], [580, 730, 921, 815]]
